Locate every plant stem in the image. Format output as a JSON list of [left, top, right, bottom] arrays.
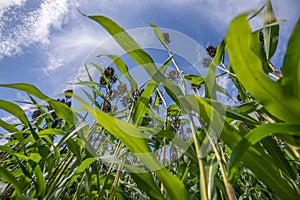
[[108, 161, 123, 200], [188, 113, 209, 200], [199, 117, 236, 200]]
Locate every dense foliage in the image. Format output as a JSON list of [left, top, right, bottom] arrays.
[[0, 1, 300, 199]]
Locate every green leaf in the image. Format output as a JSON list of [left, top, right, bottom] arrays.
[[89, 16, 157, 76], [0, 166, 23, 196], [107, 55, 138, 91], [184, 74, 205, 86], [0, 118, 19, 133], [89, 15, 185, 108], [71, 81, 99, 87], [38, 128, 65, 137], [205, 40, 225, 99], [281, 18, 300, 99], [229, 124, 300, 178], [130, 172, 163, 200], [33, 165, 46, 197], [0, 83, 74, 125], [149, 24, 169, 50], [251, 30, 271, 73], [76, 158, 97, 173], [132, 56, 172, 125], [225, 14, 300, 123], [224, 104, 259, 125], [193, 95, 300, 199], [261, 137, 296, 179], [0, 100, 29, 127], [76, 95, 190, 199], [263, 0, 279, 60], [68, 158, 97, 187], [56, 122, 87, 149]]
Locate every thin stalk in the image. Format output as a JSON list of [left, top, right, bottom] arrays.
[[72, 173, 86, 200], [108, 161, 123, 200], [219, 62, 236, 77], [199, 118, 235, 200], [155, 84, 170, 195], [268, 61, 282, 78], [207, 154, 217, 200], [188, 113, 209, 200], [167, 45, 208, 199], [98, 102, 135, 200], [44, 154, 74, 199]]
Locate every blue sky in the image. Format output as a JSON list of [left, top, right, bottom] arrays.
[[0, 0, 299, 123]]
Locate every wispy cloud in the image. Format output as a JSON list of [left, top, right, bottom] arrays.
[[0, 0, 72, 59], [0, 0, 26, 18], [1, 104, 34, 124], [40, 23, 105, 83], [43, 55, 64, 76]]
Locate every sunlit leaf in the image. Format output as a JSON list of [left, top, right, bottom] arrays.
[[0, 83, 75, 125], [0, 166, 23, 196], [107, 55, 138, 91], [263, 0, 279, 60], [76, 94, 190, 199], [281, 18, 300, 99], [226, 14, 300, 123]]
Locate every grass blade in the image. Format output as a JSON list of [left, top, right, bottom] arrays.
[[281, 19, 300, 98], [76, 95, 190, 199], [225, 14, 300, 123], [0, 166, 23, 196], [0, 83, 74, 125]]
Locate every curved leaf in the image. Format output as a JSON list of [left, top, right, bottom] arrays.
[[107, 55, 138, 91], [281, 18, 300, 98], [0, 166, 23, 196], [263, 0, 279, 60], [229, 124, 300, 179], [0, 83, 74, 125], [130, 172, 163, 200], [76, 95, 190, 199], [226, 14, 300, 123], [192, 95, 300, 199], [0, 100, 29, 127]]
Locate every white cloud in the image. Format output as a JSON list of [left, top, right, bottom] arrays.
[[28, 0, 69, 45], [1, 104, 34, 124], [0, 0, 26, 18], [43, 55, 64, 76], [40, 23, 105, 80], [0, 0, 72, 59]]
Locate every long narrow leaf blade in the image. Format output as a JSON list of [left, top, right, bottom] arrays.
[[281, 18, 300, 98], [225, 14, 300, 123], [0, 83, 74, 125]]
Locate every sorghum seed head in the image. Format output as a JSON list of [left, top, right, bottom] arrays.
[[64, 89, 73, 99], [172, 116, 181, 129], [202, 57, 211, 68], [102, 101, 111, 113], [236, 94, 243, 102], [132, 90, 141, 103], [206, 45, 217, 57], [104, 66, 115, 77], [120, 96, 130, 107], [117, 83, 127, 95], [167, 69, 179, 81], [66, 101, 72, 107], [191, 83, 200, 91], [100, 76, 107, 87], [259, 30, 264, 44], [32, 110, 41, 119], [162, 32, 171, 44]]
